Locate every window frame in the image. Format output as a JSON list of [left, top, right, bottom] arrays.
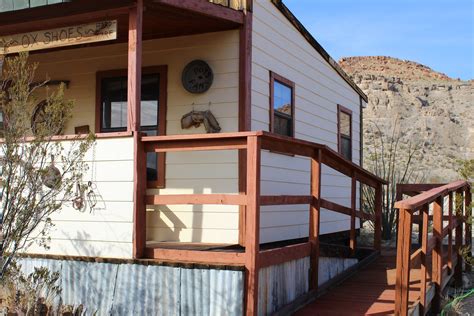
[[337, 104, 353, 161], [269, 71, 295, 138], [95, 65, 168, 188]]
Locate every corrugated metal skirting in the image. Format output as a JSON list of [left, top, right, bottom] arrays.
[[257, 256, 358, 316], [18, 257, 244, 316]]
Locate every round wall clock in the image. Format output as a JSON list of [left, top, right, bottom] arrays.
[[182, 60, 214, 94]]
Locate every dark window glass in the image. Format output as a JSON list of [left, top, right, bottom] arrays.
[[341, 136, 351, 160], [338, 109, 352, 160], [101, 74, 160, 132], [100, 73, 161, 181], [272, 80, 293, 137]]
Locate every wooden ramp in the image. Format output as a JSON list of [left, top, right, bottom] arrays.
[[295, 252, 430, 315]]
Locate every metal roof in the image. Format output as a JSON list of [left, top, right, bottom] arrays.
[[0, 0, 69, 13]]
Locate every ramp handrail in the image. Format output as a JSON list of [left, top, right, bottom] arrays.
[[394, 181, 472, 315]]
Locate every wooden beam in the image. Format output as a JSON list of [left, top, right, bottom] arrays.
[[259, 242, 311, 268], [153, 0, 244, 24], [309, 149, 322, 291], [394, 180, 468, 210], [394, 208, 413, 316], [145, 248, 246, 265], [146, 194, 247, 205], [0, 1, 133, 36], [260, 195, 312, 205], [127, 0, 143, 132], [144, 138, 248, 152], [244, 135, 261, 316], [133, 133, 147, 258], [431, 197, 444, 314]]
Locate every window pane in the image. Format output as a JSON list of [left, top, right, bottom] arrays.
[[341, 137, 351, 160], [141, 74, 159, 127], [339, 112, 351, 137], [273, 81, 292, 116], [274, 114, 292, 137], [102, 77, 127, 130]]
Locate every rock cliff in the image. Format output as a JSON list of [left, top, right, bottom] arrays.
[[339, 56, 473, 181]]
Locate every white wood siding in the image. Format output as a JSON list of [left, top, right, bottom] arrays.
[[25, 136, 135, 258], [29, 30, 240, 253], [252, 0, 362, 243]]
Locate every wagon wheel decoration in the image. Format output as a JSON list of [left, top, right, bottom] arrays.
[[31, 100, 64, 136]]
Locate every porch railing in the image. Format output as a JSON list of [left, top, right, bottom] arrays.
[[394, 181, 472, 315], [137, 131, 386, 315]]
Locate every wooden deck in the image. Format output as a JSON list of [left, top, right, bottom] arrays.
[[296, 252, 432, 316]]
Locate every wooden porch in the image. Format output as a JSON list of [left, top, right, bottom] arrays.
[[133, 131, 472, 315]]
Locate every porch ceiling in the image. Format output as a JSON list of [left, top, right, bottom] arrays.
[[0, 0, 242, 50]]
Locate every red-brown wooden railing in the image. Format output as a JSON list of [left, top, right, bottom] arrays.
[[394, 181, 472, 315], [137, 131, 386, 316]]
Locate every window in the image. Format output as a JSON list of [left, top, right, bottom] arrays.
[[270, 72, 295, 137], [338, 105, 352, 161], [96, 66, 167, 188]]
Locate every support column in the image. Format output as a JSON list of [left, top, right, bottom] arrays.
[[238, 10, 253, 246], [245, 135, 261, 316], [309, 149, 322, 291], [127, 0, 143, 132], [130, 0, 144, 259]]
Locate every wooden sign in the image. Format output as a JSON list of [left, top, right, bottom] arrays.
[[0, 20, 117, 54]]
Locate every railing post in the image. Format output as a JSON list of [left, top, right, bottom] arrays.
[[432, 197, 444, 314], [133, 133, 147, 258], [309, 149, 322, 291], [394, 208, 412, 316], [465, 186, 472, 272], [448, 192, 453, 274], [350, 174, 357, 255], [454, 189, 464, 287], [419, 205, 429, 315], [245, 135, 261, 316], [374, 183, 383, 251]]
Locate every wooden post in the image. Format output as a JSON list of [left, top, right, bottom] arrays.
[[465, 186, 472, 272], [419, 205, 429, 315], [245, 135, 261, 316], [448, 192, 453, 274], [237, 10, 252, 247], [309, 149, 322, 291], [454, 189, 463, 287], [132, 132, 147, 258], [394, 208, 413, 316], [350, 175, 357, 255], [130, 0, 144, 259], [127, 0, 143, 132], [432, 197, 444, 314], [374, 183, 383, 251]]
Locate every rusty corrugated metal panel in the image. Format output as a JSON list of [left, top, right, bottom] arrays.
[[257, 256, 359, 316], [112, 264, 181, 315], [180, 268, 244, 315], [18, 257, 244, 315], [258, 257, 310, 316]]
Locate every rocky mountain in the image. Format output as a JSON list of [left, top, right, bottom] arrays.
[[339, 56, 473, 182]]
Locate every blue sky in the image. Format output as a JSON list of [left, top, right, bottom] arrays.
[[284, 0, 474, 80]]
